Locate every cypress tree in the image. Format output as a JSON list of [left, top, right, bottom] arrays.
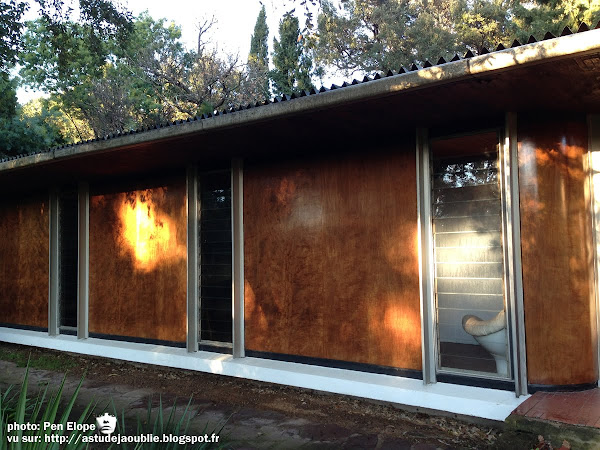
[[248, 5, 270, 99], [271, 12, 313, 97]]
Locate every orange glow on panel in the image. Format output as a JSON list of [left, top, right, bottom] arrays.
[[384, 226, 419, 275], [244, 280, 269, 335], [383, 305, 419, 336], [368, 299, 422, 369], [118, 190, 185, 271]]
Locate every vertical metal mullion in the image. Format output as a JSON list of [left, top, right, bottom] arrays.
[[588, 114, 600, 385], [48, 190, 59, 336], [500, 119, 517, 389], [417, 128, 436, 384], [505, 112, 527, 395], [187, 166, 199, 352], [77, 182, 89, 339], [232, 158, 245, 358]]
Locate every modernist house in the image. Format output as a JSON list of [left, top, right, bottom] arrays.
[[1, 24, 599, 421]]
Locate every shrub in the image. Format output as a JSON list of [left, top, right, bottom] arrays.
[[0, 365, 95, 449]]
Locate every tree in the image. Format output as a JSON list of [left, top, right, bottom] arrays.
[[0, 0, 28, 72], [0, 80, 66, 158], [315, 0, 421, 75], [20, 18, 131, 138], [512, 0, 600, 41], [0, 111, 67, 158], [22, 97, 94, 143], [314, 0, 600, 76], [20, 11, 251, 139], [32, 0, 133, 80], [248, 5, 270, 100], [128, 15, 246, 118], [452, 0, 514, 54], [315, 0, 462, 74], [407, 0, 459, 62], [0, 73, 18, 119], [271, 12, 314, 96]]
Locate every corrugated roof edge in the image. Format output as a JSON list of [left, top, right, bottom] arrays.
[[1, 22, 599, 169]]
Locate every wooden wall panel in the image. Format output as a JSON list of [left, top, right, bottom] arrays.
[[244, 148, 422, 370], [89, 180, 187, 343], [519, 116, 597, 386], [0, 196, 49, 328]]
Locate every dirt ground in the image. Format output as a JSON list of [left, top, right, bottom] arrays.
[[0, 342, 538, 449]]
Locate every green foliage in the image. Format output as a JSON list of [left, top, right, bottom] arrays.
[[248, 5, 270, 99], [0, 75, 66, 158], [22, 98, 94, 144], [21, 12, 178, 138], [316, 0, 438, 73], [17, 3, 147, 140], [406, 0, 458, 63], [0, 366, 96, 450], [250, 6, 269, 65], [452, 0, 514, 54], [0, 0, 28, 72], [314, 0, 600, 74], [124, 13, 247, 119], [20, 19, 102, 93], [271, 12, 314, 96], [9, 0, 599, 153], [512, 0, 600, 40], [20, 10, 251, 139], [0, 73, 18, 120], [0, 360, 227, 450], [120, 12, 189, 122], [33, 0, 133, 81], [0, 113, 66, 158]]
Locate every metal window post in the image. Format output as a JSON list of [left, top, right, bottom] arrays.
[[416, 128, 436, 384], [77, 182, 89, 339], [187, 166, 199, 352], [232, 158, 245, 358], [48, 190, 59, 336], [505, 112, 528, 396]]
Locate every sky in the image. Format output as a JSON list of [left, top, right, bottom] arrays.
[[17, 0, 332, 103], [123, 0, 288, 57]]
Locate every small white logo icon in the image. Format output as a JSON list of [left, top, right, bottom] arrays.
[[95, 413, 117, 435]]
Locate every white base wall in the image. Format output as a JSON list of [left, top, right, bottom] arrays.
[[0, 327, 527, 422]]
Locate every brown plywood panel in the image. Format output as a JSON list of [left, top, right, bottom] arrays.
[[89, 179, 187, 343], [519, 116, 597, 386], [0, 196, 49, 328], [244, 148, 422, 370]]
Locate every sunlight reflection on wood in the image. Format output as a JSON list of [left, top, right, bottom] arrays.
[[118, 190, 186, 271]]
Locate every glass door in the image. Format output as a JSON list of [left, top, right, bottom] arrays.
[[430, 131, 511, 379]]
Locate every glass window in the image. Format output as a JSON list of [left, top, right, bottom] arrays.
[[431, 132, 510, 378], [58, 188, 78, 331], [199, 171, 232, 343]]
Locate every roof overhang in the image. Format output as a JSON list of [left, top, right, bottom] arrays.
[[1, 28, 600, 192]]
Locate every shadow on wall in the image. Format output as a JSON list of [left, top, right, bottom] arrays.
[[243, 149, 422, 370], [518, 117, 597, 386], [0, 196, 48, 328]]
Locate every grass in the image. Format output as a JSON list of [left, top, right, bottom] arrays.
[[0, 349, 76, 372]]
